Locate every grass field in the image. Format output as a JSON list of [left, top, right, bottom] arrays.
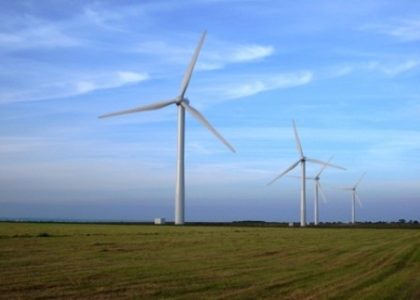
[[0, 223, 419, 299]]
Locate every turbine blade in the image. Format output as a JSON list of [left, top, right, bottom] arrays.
[[179, 31, 207, 98], [292, 120, 304, 158], [182, 102, 235, 153], [99, 98, 177, 119], [355, 172, 366, 188], [288, 175, 315, 180], [306, 158, 346, 170], [316, 155, 334, 177], [267, 160, 300, 186], [337, 187, 353, 191], [318, 182, 327, 203], [355, 192, 363, 207]]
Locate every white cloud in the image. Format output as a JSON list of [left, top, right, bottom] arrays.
[[364, 60, 419, 76], [82, 5, 124, 30], [80, 70, 150, 94], [198, 44, 274, 70], [134, 38, 274, 70], [75, 71, 149, 94], [0, 23, 82, 51], [221, 71, 313, 99], [224, 45, 275, 63], [117, 71, 149, 83], [328, 60, 419, 78], [363, 18, 420, 42], [329, 66, 354, 77], [0, 70, 149, 103]]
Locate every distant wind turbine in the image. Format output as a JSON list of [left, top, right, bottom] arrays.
[[308, 156, 340, 226], [99, 31, 236, 225], [290, 156, 340, 225], [267, 121, 345, 227], [341, 172, 366, 224]]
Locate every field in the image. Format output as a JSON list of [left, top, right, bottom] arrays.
[[0, 223, 419, 299]]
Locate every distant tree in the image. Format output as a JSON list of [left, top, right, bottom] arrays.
[[398, 218, 406, 224], [414, 220, 419, 224]]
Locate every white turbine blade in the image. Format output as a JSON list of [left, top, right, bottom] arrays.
[[181, 102, 235, 153], [306, 158, 346, 170], [292, 120, 304, 158], [355, 192, 363, 207], [337, 187, 353, 191], [179, 31, 207, 98], [318, 182, 327, 203], [267, 160, 300, 186], [355, 172, 366, 188], [288, 175, 315, 180], [316, 155, 334, 177], [99, 98, 177, 119]]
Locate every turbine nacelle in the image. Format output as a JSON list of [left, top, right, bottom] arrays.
[[177, 98, 190, 106]]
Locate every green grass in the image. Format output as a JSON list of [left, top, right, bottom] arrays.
[[0, 223, 419, 299]]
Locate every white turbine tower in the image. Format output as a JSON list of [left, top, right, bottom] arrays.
[[99, 31, 235, 225], [341, 172, 366, 224], [290, 156, 341, 225], [307, 156, 338, 226], [267, 121, 345, 227]]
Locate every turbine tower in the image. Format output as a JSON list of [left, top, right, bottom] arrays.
[[290, 156, 341, 225], [341, 172, 366, 224], [307, 156, 338, 226], [267, 121, 345, 227], [99, 31, 235, 225]]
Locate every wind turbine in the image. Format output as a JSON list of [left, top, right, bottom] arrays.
[[99, 31, 236, 225], [290, 156, 339, 225], [267, 121, 345, 227], [341, 172, 366, 224], [307, 156, 337, 226]]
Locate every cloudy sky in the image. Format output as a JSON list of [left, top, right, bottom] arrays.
[[1, 0, 419, 222]]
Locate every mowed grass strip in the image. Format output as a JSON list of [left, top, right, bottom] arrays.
[[0, 223, 419, 299]]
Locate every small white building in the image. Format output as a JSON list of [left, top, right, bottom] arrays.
[[288, 222, 294, 227], [154, 218, 166, 225]]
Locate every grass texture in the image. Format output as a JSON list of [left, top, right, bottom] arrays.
[[0, 223, 419, 299]]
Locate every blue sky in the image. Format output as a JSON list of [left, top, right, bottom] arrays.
[[1, 0, 419, 222]]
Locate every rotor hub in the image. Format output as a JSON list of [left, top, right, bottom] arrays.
[[176, 97, 189, 106]]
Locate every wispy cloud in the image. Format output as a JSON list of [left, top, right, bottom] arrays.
[[362, 18, 420, 42], [364, 60, 419, 76], [328, 60, 419, 78], [134, 38, 275, 70], [0, 20, 82, 51], [0, 71, 149, 103], [218, 71, 313, 99], [198, 44, 274, 70], [75, 71, 149, 94]]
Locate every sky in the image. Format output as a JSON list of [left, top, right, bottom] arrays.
[[0, 0, 419, 222]]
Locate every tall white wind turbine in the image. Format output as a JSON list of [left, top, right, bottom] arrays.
[[341, 172, 366, 224], [99, 31, 235, 225], [267, 121, 345, 227]]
